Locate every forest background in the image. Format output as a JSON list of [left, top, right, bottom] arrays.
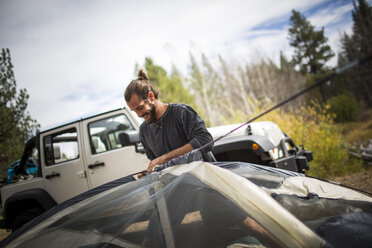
[[1, 0, 371, 181]]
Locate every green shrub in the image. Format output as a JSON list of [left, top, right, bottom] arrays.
[[326, 93, 360, 122]]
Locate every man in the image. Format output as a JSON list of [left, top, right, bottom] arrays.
[[124, 69, 214, 174], [124, 70, 284, 248]]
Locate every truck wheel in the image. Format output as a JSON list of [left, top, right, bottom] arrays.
[[12, 208, 44, 231]]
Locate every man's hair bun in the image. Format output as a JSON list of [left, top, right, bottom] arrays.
[[137, 69, 149, 81], [125, 68, 159, 102]]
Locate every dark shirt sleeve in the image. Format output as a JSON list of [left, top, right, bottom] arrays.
[[180, 105, 213, 152], [139, 127, 156, 161]]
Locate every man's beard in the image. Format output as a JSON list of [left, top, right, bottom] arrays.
[[145, 102, 157, 123]]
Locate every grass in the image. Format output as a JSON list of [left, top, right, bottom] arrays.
[[336, 109, 372, 145]]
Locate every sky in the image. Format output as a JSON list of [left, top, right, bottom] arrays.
[[0, 0, 361, 130]]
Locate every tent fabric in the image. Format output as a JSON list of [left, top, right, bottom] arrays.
[[317, 211, 372, 248], [272, 194, 372, 222], [271, 193, 372, 234], [153, 149, 215, 172], [0, 175, 136, 247], [3, 162, 325, 248], [160, 162, 325, 247], [271, 176, 372, 202], [2, 161, 372, 248]]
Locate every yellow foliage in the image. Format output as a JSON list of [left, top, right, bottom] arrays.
[[250, 104, 364, 179]]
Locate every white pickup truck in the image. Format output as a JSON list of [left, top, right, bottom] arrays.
[[0, 107, 312, 231]]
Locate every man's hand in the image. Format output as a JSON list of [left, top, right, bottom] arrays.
[[147, 143, 194, 173], [147, 154, 169, 173], [137, 172, 147, 179]]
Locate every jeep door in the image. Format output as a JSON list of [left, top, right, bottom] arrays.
[[82, 110, 149, 188], [41, 123, 89, 204]]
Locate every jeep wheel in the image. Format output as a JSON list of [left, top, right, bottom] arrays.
[[12, 208, 44, 231]]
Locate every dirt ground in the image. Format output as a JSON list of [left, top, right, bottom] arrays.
[[331, 166, 372, 195], [0, 229, 9, 242]]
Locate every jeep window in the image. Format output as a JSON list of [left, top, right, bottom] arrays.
[[44, 128, 79, 166], [27, 146, 40, 176], [88, 114, 135, 154]]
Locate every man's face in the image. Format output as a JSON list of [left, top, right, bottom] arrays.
[[127, 94, 157, 123]]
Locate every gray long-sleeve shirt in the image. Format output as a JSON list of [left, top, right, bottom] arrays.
[[139, 103, 213, 161]]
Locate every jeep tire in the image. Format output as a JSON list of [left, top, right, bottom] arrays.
[[12, 207, 44, 231]]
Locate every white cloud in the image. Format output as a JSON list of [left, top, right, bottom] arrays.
[[309, 3, 354, 27], [0, 0, 355, 129]]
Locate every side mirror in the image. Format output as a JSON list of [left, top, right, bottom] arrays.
[[119, 131, 145, 153]]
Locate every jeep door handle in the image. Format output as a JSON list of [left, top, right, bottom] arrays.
[[45, 172, 60, 179], [88, 162, 105, 169]]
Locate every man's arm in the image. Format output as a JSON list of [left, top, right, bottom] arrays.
[[181, 105, 213, 152], [139, 127, 156, 161], [145, 104, 213, 173], [147, 143, 193, 173], [146, 105, 213, 172]]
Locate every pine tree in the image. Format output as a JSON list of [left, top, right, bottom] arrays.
[[142, 57, 200, 114], [288, 10, 335, 102], [337, 0, 372, 107], [219, 56, 252, 116], [288, 10, 335, 75], [0, 48, 40, 178], [352, 0, 372, 57], [188, 53, 214, 125]]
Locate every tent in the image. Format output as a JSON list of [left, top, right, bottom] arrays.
[[2, 161, 372, 248]]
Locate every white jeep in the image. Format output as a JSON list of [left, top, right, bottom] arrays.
[[0, 107, 312, 231]]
